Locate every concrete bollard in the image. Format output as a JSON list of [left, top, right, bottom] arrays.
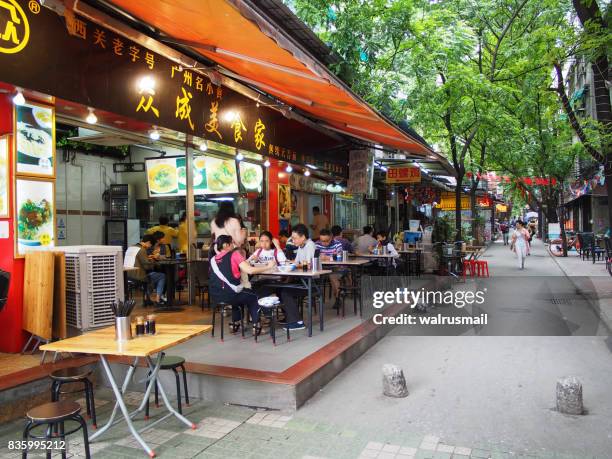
[[556, 376, 583, 415], [382, 364, 409, 398]]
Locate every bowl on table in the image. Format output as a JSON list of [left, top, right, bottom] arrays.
[[277, 264, 296, 273]]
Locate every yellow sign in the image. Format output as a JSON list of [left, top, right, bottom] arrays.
[[436, 192, 470, 210], [496, 204, 508, 212], [386, 166, 421, 184], [0, 0, 30, 54]]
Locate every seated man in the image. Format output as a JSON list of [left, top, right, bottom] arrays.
[[315, 229, 344, 309], [353, 225, 377, 254], [146, 216, 178, 256], [128, 234, 166, 305], [280, 224, 316, 330], [331, 225, 352, 252]]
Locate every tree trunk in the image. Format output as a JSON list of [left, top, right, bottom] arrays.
[[470, 186, 477, 242], [455, 175, 463, 241]]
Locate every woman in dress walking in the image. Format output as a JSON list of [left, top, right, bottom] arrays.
[[511, 220, 531, 270]]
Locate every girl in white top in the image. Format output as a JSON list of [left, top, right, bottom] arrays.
[[374, 230, 400, 267], [248, 231, 287, 264], [511, 220, 531, 270]]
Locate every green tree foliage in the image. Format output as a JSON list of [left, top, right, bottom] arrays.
[[286, 0, 608, 233]]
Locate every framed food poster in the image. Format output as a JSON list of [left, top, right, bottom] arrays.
[[15, 178, 55, 257], [146, 157, 179, 197], [176, 155, 207, 195], [278, 183, 291, 219], [205, 156, 239, 194], [0, 136, 9, 218], [239, 161, 263, 192], [14, 101, 55, 177]]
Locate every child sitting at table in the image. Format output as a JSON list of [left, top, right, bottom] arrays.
[[210, 235, 276, 336], [248, 231, 287, 264]]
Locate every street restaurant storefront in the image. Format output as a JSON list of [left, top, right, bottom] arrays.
[[0, 0, 349, 352]]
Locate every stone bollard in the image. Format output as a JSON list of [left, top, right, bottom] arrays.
[[382, 364, 409, 398], [556, 376, 583, 415]]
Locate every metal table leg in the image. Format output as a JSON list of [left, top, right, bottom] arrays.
[[95, 356, 155, 456], [301, 278, 313, 337], [312, 278, 324, 332]]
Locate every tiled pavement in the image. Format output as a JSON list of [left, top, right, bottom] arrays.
[[0, 390, 601, 459]]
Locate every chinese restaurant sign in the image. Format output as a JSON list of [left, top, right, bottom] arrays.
[[386, 166, 421, 184], [0, 0, 347, 177]]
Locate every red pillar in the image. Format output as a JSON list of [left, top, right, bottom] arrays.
[[0, 94, 26, 353], [267, 159, 289, 236]]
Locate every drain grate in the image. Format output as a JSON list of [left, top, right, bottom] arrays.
[[550, 298, 572, 305]]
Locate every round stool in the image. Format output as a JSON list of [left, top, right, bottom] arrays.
[[50, 368, 96, 429], [145, 355, 189, 418], [22, 401, 90, 459]]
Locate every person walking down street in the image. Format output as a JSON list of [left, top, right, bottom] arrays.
[[310, 206, 329, 240], [500, 220, 510, 246], [511, 220, 531, 270]]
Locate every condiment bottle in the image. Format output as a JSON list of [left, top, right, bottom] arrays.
[[145, 314, 156, 335], [135, 316, 145, 336]]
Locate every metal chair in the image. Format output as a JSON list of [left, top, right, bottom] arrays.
[[193, 260, 210, 310]]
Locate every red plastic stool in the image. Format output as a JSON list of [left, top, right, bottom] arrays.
[[462, 260, 475, 278], [474, 260, 489, 277]]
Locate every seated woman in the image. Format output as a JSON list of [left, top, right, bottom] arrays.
[[209, 235, 276, 335], [374, 230, 400, 268]]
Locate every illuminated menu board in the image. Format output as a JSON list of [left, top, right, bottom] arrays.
[[146, 155, 239, 197]]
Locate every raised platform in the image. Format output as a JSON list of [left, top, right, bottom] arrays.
[[0, 277, 432, 417]]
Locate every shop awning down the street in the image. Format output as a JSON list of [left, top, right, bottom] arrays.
[[80, 0, 437, 157]]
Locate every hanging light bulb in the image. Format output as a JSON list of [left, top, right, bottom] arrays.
[[285, 164, 293, 173], [236, 152, 244, 161], [149, 127, 160, 140], [12, 89, 25, 106], [263, 159, 271, 168], [200, 141, 208, 151], [86, 107, 97, 124], [304, 169, 311, 176]]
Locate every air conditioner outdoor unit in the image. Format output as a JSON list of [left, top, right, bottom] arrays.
[[53, 245, 124, 331]]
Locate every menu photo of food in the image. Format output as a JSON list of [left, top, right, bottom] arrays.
[[239, 161, 263, 192], [146, 158, 179, 196], [15, 178, 55, 257], [176, 156, 207, 195], [0, 136, 9, 218], [205, 156, 239, 194], [15, 102, 55, 177]]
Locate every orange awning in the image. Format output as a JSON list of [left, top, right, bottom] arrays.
[[104, 0, 432, 155]]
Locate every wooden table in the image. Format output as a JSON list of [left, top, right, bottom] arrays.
[[351, 252, 397, 276], [41, 324, 211, 457], [262, 269, 332, 337]]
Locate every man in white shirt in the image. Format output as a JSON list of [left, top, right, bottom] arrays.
[[279, 223, 316, 331], [352, 226, 377, 254]]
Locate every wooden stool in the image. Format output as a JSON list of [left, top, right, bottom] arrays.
[[50, 368, 97, 429], [211, 302, 245, 341], [22, 401, 90, 459], [145, 355, 189, 418]]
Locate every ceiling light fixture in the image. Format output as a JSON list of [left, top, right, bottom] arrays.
[[149, 127, 160, 140], [236, 151, 244, 161], [263, 159, 271, 167], [200, 141, 208, 151], [285, 164, 293, 173], [304, 169, 311, 176], [86, 107, 98, 124], [137, 75, 156, 93], [306, 163, 318, 170], [12, 88, 25, 106], [223, 110, 237, 122]]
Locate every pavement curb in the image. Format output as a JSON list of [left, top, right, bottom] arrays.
[[547, 244, 612, 334]]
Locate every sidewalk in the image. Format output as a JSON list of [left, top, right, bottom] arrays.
[[549, 246, 612, 332]]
